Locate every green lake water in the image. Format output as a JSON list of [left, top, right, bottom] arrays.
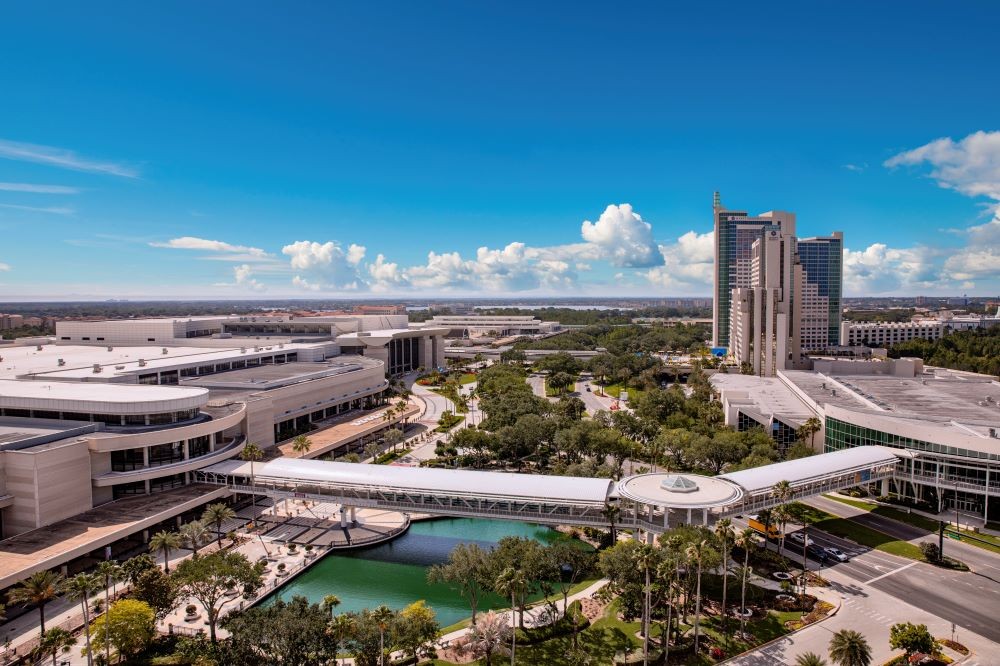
[[264, 517, 568, 627]]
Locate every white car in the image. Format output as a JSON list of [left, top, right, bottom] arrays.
[[787, 532, 814, 547], [824, 547, 849, 562]]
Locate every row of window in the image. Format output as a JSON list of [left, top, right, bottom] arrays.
[[0, 407, 199, 425], [110, 435, 216, 471], [825, 417, 1000, 462]]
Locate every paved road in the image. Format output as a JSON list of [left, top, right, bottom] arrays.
[[575, 379, 615, 415], [735, 497, 1000, 644]]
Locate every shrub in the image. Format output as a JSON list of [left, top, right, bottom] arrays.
[[920, 541, 940, 562]]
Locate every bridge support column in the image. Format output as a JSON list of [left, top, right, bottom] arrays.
[[662, 508, 668, 529], [645, 531, 654, 544], [340, 507, 348, 528], [702, 508, 708, 526], [686, 508, 692, 525], [648, 504, 654, 521], [350, 506, 357, 524], [880, 478, 889, 496]]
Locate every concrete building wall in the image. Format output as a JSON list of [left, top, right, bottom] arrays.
[[3, 441, 93, 536]]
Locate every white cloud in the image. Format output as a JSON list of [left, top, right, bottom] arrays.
[[0, 182, 81, 194], [885, 130, 1000, 200], [885, 131, 1000, 288], [0, 262, 10, 272], [0, 203, 74, 215], [150, 236, 270, 259], [0, 138, 139, 178], [347, 243, 366, 266], [579, 203, 664, 268], [367, 254, 405, 292], [843, 163, 868, 173], [283, 240, 366, 290], [644, 230, 714, 292], [233, 264, 266, 291], [843, 243, 939, 293]]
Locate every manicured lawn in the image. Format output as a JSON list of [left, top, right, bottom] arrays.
[[603, 383, 645, 402], [792, 502, 925, 561], [458, 373, 478, 384], [824, 495, 1000, 555]]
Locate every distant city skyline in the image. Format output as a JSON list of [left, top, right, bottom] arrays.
[[1, 3, 999, 299]]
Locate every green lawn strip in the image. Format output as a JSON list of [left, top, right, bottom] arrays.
[[458, 373, 478, 385], [823, 495, 1000, 555], [791, 502, 925, 560], [603, 383, 645, 402]]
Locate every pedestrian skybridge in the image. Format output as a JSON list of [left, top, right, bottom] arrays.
[[195, 445, 899, 535]]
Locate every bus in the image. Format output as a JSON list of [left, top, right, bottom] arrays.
[[747, 514, 781, 539]]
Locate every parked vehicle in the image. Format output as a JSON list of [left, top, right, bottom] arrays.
[[806, 543, 827, 560]]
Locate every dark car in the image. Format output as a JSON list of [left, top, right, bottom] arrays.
[[806, 544, 827, 560]]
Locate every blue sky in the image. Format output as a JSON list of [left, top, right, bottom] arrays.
[[1, 1, 999, 299]]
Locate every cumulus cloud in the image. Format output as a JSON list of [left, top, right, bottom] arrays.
[[885, 130, 1000, 201], [346, 243, 366, 266], [0, 262, 10, 271], [644, 230, 714, 292], [283, 240, 366, 290], [150, 236, 270, 260], [842, 243, 941, 293], [367, 254, 406, 292], [233, 264, 266, 291], [0, 138, 139, 178], [885, 130, 1000, 288], [579, 204, 664, 267], [0, 182, 80, 194]]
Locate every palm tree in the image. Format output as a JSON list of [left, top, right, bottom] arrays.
[[34, 626, 75, 666], [7, 569, 64, 636], [322, 594, 341, 619], [828, 629, 872, 666], [148, 530, 181, 573], [202, 503, 237, 548], [734, 528, 756, 637], [796, 653, 828, 666], [241, 442, 264, 518], [686, 539, 709, 655], [714, 518, 736, 647], [95, 560, 121, 665], [371, 604, 395, 666], [494, 567, 527, 666], [461, 610, 510, 666], [602, 502, 621, 543], [635, 544, 657, 666], [797, 417, 823, 449], [64, 572, 100, 666], [291, 434, 312, 457], [327, 614, 354, 666], [180, 520, 210, 558], [772, 504, 792, 556]]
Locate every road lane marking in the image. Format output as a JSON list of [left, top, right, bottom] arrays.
[[865, 561, 918, 584]]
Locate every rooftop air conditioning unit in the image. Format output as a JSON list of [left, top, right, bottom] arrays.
[[36, 345, 43, 351], [107, 346, 114, 352], [240, 347, 246, 353], [115, 365, 125, 370], [92, 364, 102, 373], [57, 358, 65, 366], [138, 359, 146, 367], [161, 348, 168, 355]]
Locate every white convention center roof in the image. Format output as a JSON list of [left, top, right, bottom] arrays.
[[251, 458, 615, 505], [718, 445, 899, 494]]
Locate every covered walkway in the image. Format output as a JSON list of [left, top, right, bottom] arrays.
[[195, 445, 902, 534]]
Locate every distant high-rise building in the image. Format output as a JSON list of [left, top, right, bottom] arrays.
[[712, 193, 796, 348], [729, 229, 804, 376], [797, 233, 843, 352]]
